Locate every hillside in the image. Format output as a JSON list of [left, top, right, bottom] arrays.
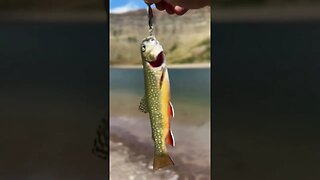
[[110, 7, 211, 65]]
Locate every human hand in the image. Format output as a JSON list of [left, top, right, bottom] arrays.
[[145, 0, 210, 15]]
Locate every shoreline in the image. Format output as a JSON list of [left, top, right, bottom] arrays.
[[110, 63, 211, 69]]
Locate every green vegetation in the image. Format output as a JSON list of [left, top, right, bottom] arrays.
[[171, 38, 210, 64], [169, 43, 178, 53], [197, 38, 211, 62], [198, 38, 210, 47], [127, 36, 138, 43]]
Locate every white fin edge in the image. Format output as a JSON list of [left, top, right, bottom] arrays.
[[170, 101, 175, 118]]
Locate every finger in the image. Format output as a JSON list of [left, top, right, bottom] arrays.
[[155, 1, 166, 11], [174, 6, 188, 15], [163, 1, 175, 15]]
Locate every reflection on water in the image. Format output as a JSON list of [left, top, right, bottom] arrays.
[[110, 68, 211, 179]]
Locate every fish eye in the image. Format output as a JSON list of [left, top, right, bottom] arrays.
[[141, 45, 146, 52]]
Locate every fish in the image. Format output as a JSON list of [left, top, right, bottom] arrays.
[[92, 118, 108, 160], [139, 35, 176, 170]]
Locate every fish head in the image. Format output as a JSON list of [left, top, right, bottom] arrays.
[[141, 36, 165, 69]]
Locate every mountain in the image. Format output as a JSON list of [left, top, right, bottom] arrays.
[[110, 7, 211, 65]]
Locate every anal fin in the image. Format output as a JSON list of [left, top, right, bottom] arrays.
[[169, 101, 175, 118], [166, 130, 175, 147]]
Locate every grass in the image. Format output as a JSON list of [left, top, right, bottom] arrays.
[[166, 37, 210, 64]]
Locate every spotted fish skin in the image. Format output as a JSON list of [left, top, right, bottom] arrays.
[[92, 118, 107, 160], [140, 36, 175, 170]]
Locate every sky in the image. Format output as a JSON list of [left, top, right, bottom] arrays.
[[110, 0, 149, 14]]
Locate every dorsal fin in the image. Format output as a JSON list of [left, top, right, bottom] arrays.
[[139, 96, 148, 113]]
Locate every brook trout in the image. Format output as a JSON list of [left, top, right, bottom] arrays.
[[139, 36, 175, 170], [92, 118, 107, 160]]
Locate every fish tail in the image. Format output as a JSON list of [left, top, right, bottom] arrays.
[[153, 153, 174, 170]]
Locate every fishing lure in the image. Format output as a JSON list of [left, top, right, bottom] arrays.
[[139, 4, 175, 170]]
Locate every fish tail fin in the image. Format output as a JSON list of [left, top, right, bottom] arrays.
[[153, 153, 174, 170]]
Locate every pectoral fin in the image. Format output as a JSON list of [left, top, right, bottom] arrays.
[[139, 96, 148, 113]]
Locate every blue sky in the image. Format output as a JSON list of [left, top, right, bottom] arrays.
[[110, 0, 149, 14]]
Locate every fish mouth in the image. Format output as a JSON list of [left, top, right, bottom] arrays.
[[148, 51, 164, 68]]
